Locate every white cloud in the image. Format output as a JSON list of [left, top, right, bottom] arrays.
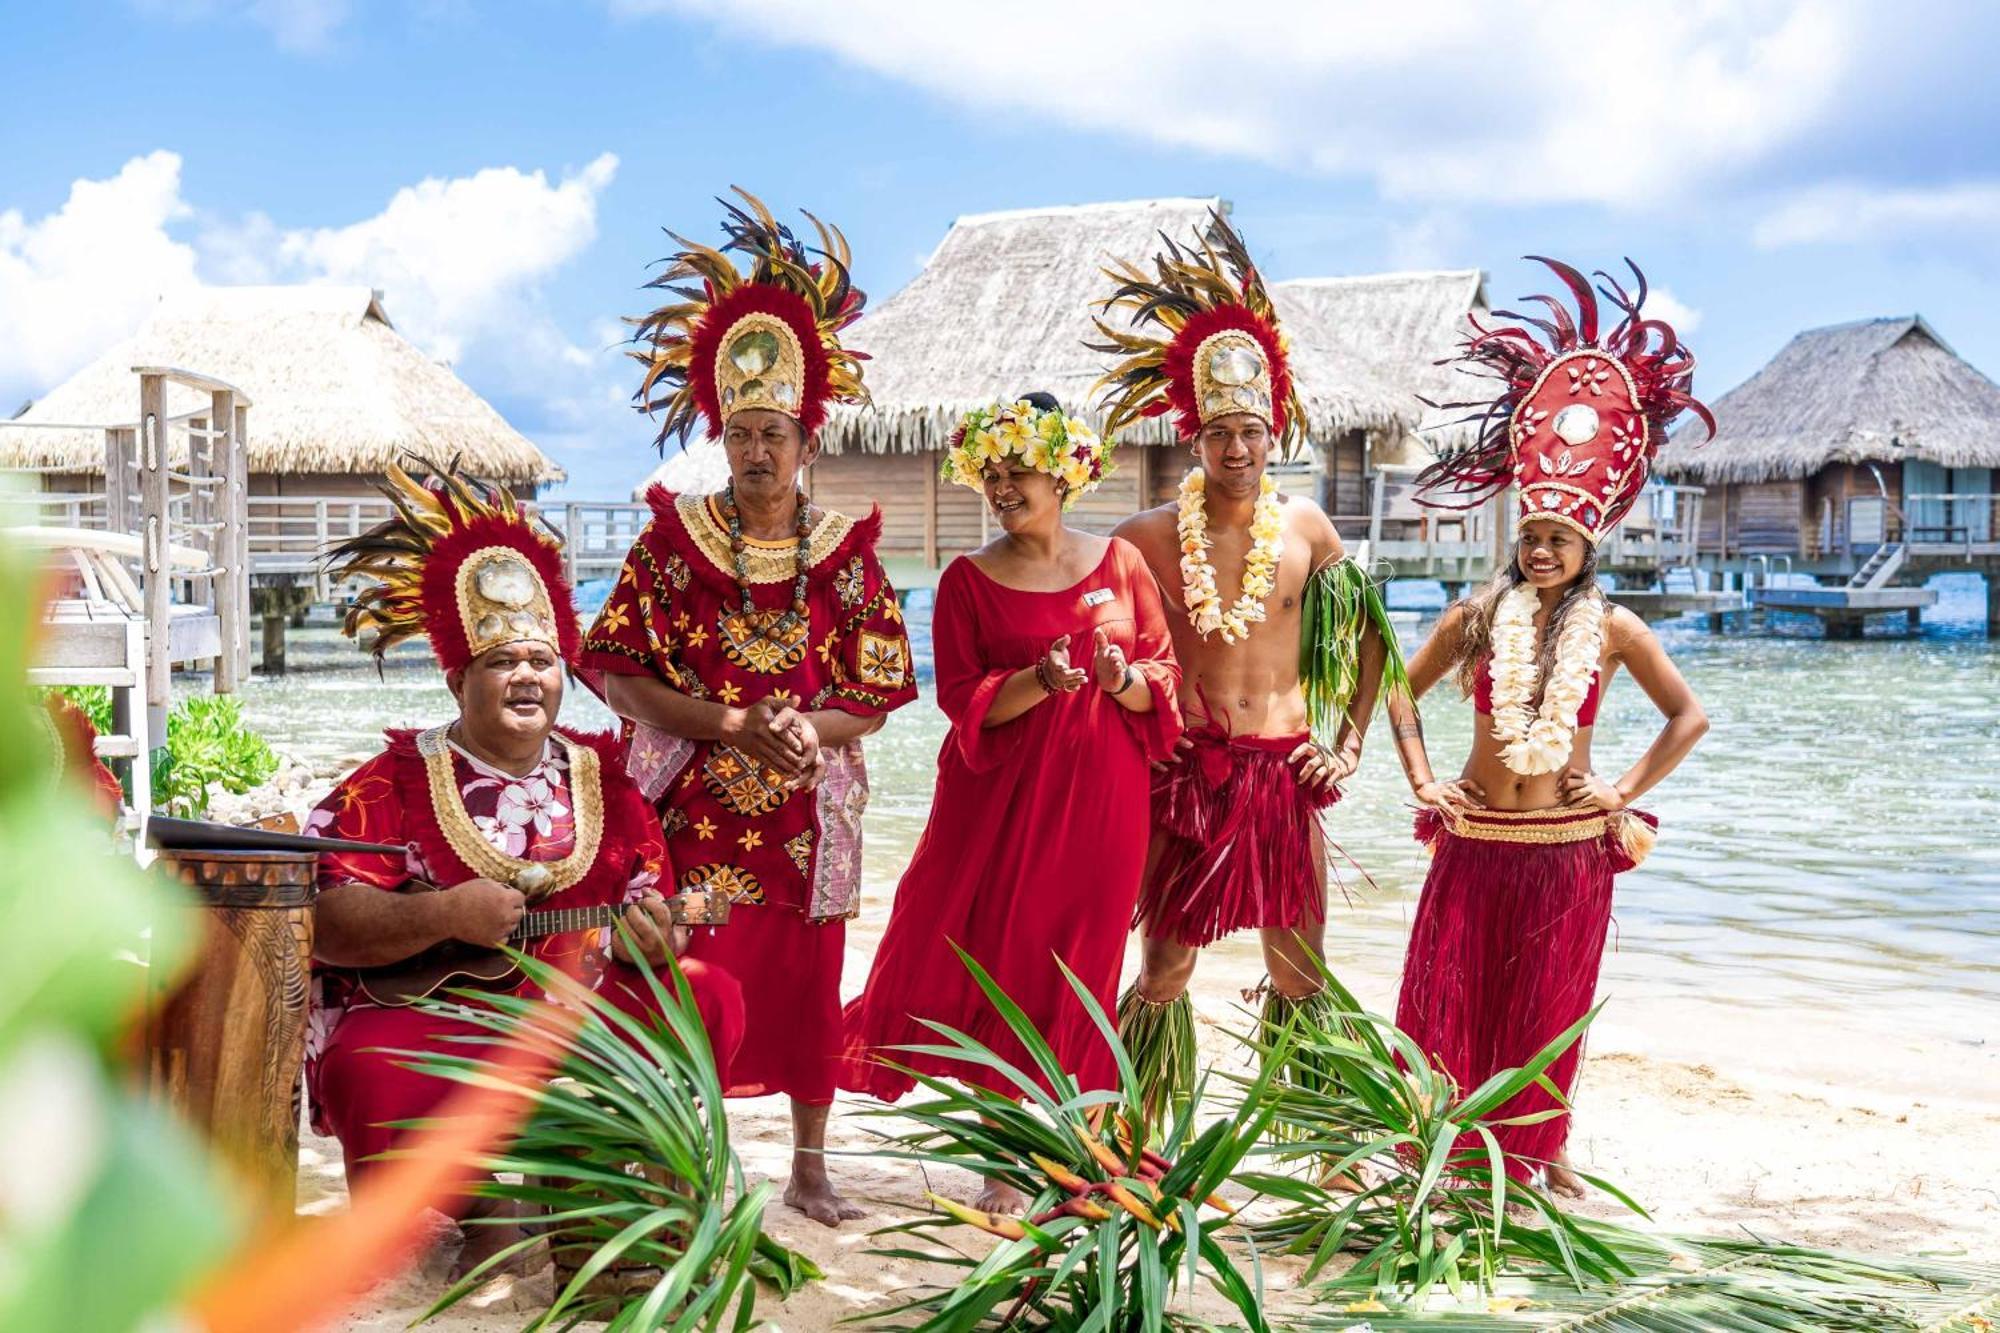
[[0, 151, 201, 406], [1752, 180, 2000, 248], [620, 0, 1857, 209], [1, 151, 624, 467], [246, 0, 350, 50], [1642, 286, 1703, 335], [132, 0, 354, 53], [272, 154, 619, 364]]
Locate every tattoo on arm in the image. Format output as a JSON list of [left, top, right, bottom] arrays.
[[1392, 719, 1424, 742]]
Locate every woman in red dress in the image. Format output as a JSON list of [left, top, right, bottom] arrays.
[[842, 394, 1180, 1210]]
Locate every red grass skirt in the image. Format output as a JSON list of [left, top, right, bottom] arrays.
[[1394, 806, 1658, 1182], [1137, 727, 1337, 948]]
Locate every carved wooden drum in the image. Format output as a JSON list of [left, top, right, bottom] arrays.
[[144, 849, 317, 1216]]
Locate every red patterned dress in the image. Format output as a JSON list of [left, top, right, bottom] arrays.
[[843, 539, 1181, 1098], [580, 487, 918, 1104], [304, 725, 746, 1186]]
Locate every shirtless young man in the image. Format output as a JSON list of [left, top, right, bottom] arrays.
[[1093, 214, 1401, 1113]]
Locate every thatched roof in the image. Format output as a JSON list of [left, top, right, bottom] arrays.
[[815, 199, 1485, 457], [1657, 315, 2000, 484], [0, 286, 561, 484], [1270, 270, 1488, 459]]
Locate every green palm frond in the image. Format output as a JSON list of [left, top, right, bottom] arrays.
[[1227, 957, 2000, 1328], [846, 945, 1276, 1332], [385, 942, 820, 1331], [1285, 1236, 2000, 1329], [1301, 555, 1410, 749], [1229, 959, 1631, 1302]]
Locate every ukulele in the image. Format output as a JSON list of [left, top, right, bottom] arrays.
[[348, 888, 732, 1008]]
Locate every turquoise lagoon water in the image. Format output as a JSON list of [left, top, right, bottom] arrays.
[[214, 574, 1999, 1044]]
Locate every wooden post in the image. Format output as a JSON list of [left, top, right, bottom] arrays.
[[1986, 568, 2000, 639], [139, 374, 172, 717], [232, 404, 252, 682], [564, 502, 580, 591], [210, 391, 241, 693], [1367, 472, 1386, 551], [106, 426, 132, 531], [261, 596, 288, 674], [922, 449, 939, 570]]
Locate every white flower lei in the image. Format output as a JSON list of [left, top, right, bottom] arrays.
[[1487, 581, 1606, 776], [1176, 468, 1284, 643]]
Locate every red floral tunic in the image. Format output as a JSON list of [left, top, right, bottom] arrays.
[[579, 487, 918, 919], [301, 727, 662, 1131]]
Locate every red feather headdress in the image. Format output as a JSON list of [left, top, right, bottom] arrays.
[[1090, 210, 1305, 456], [324, 457, 580, 671], [1416, 257, 1715, 543], [630, 188, 868, 450]]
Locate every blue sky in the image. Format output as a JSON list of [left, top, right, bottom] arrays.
[[6, 1, 2000, 499]]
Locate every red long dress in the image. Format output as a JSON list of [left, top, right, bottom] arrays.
[[842, 538, 1180, 1099]]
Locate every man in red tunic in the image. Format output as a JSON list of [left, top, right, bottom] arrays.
[[582, 191, 917, 1227], [308, 461, 745, 1274]]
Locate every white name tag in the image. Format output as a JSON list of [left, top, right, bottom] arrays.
[[1082, 587, 1116, 608]]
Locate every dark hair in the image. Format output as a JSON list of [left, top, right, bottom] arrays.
[[1015, 391, 1062, 414], [1450, 539, 1603, 701]]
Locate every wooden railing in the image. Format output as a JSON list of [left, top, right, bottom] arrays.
[[1900, 491, 1998, 553], [1599, 482, 1706, 568], [240, 495, 651, 598]]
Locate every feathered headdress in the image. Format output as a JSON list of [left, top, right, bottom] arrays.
[[1415, 257, 1714, 543], [1090, 210, 1305, 457], [325, 457, 579, 671], [629, 187, 868, 451]]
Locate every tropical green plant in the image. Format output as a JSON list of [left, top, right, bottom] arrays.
[[40, 685, 281, 814], [1283, 1233, 2000, 1330], [392, 942, 820, 1332], [1232, 962, 1620, 1303], [151, 694, 279, 816], [849, 947, 1276, 1332], [49, 682, 113, 733], [1230, 961, 2000, 1327]]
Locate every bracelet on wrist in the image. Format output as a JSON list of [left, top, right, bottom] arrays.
[[1111, 664, 1136, 695], [1033, 658, 1057, 695]]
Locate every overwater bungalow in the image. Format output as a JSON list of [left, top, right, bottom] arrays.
[[1656, 315, 2000, 565], [637, 198, 1487, 579], [0, 284, 560, 523]]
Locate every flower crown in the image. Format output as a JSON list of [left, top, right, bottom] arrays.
[[941, 400, 1115, 509]]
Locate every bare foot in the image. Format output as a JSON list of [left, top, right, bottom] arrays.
[[1546, 1151, 1586, 1199], [451, 1199, 540, 1280], [785, 1169, 866, 1228], [972, 1179, 1026, 1216]]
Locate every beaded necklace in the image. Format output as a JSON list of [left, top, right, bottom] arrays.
[[721, 483, 813, 644]]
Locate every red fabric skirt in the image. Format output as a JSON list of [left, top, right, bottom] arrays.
[[1137, 727, 1337, 947], [315, 958, 744, 1203], [683, 904, 845, 1105], [1394, 806, 1657, 1181]]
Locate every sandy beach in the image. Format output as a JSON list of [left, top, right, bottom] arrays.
[[308, 898, 2000, 1331]]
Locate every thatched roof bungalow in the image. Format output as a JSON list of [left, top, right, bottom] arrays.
[[1657, 315, 2000, 557], [0, 286, 561, 497], [1269, 270, 1487, 524], [639, 199, 1486, 571]]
